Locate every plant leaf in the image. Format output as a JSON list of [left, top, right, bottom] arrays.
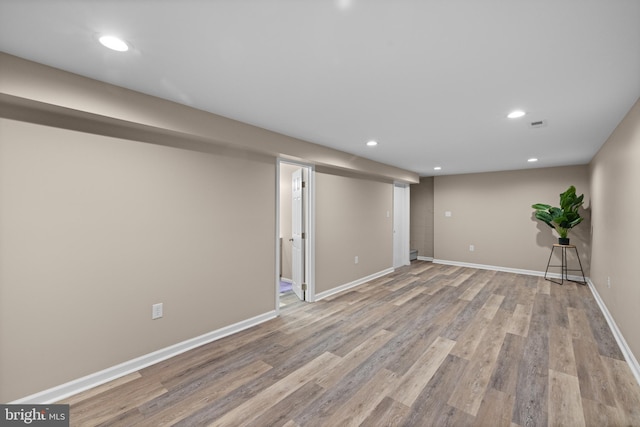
[[569, 217, 583, 227], [531, 203, 551, 210]]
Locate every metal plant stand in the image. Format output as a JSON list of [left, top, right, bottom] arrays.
[[544, 244, 586, 285]]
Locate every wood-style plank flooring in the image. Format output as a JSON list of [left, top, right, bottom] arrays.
[[61, 261, 640, 426]]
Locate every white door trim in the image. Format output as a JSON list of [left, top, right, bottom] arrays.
[[291, 168, 305, 301]]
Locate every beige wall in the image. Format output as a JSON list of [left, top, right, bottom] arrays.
[[410, 177, 434, 258], [0, 119, 276, 402], [589, 98, 640, 359], [434, 166, 591, 273], [0, 54, 417, 402], [315, 172, 393, 294]]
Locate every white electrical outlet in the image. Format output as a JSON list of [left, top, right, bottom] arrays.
[[445, 211, 452, 217], [355, 256, 359, 264], [152, 303, 163, 319], [607, 277, 611, 289], [469, 245, 475, 252]]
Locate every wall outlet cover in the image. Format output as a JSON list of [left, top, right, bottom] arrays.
[[152, 303, 163, 319]]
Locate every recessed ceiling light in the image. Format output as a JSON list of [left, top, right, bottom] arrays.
[[99, 35, 129, 52], [507, 110, 526, 119], [434, 166, 442, 171], [366, 140, 378, 147], [336, 0, 353, 10], [528, 158, 538, 163]]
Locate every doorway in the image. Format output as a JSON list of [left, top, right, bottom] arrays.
[[393, 183, 410, 268], [277, 160, 314, 310]]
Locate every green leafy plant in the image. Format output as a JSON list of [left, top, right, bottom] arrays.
[[532, 185, 584, 240]]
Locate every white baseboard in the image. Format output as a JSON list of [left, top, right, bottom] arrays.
[[586, 278, 640, 387], [11, 310, 277, 404], [432, 258, 586, 282], [417, 256, 434, 262], [315, 268, 395, 301]]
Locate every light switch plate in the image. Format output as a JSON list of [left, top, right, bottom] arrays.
[[152, 303, 163, 319]]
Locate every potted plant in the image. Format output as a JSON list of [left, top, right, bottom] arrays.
[[532, 185, 584, 245]]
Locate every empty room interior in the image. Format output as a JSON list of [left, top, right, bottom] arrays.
[[1, 1, 640, 426]]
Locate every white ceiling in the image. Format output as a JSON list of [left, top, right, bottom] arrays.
[[1, 1, 639, 176]]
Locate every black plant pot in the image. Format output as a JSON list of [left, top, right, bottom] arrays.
[[558, 237, 570, 245]]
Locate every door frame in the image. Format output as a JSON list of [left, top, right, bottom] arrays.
[[393, 183, 411, 268], [291, 167, 306, 301], [276, 159, 315, 311]]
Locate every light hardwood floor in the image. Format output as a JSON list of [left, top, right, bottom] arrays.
[[61, 261, 640, 426]]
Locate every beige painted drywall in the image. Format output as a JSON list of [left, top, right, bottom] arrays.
[[434, 166, 591, 274], [0, 118, 276, 402], [410, 177, 434, 258], [0, 52, 419, 401], [0, 118, 400, 402], [279, 163, 299, 280], [589, 97, 640, 360], [0, 52, 418, 184], [315, 172, 393, 294]]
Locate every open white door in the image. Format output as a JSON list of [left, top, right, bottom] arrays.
[[291, 168, 305, 301], [393, 183, 410, 268]]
